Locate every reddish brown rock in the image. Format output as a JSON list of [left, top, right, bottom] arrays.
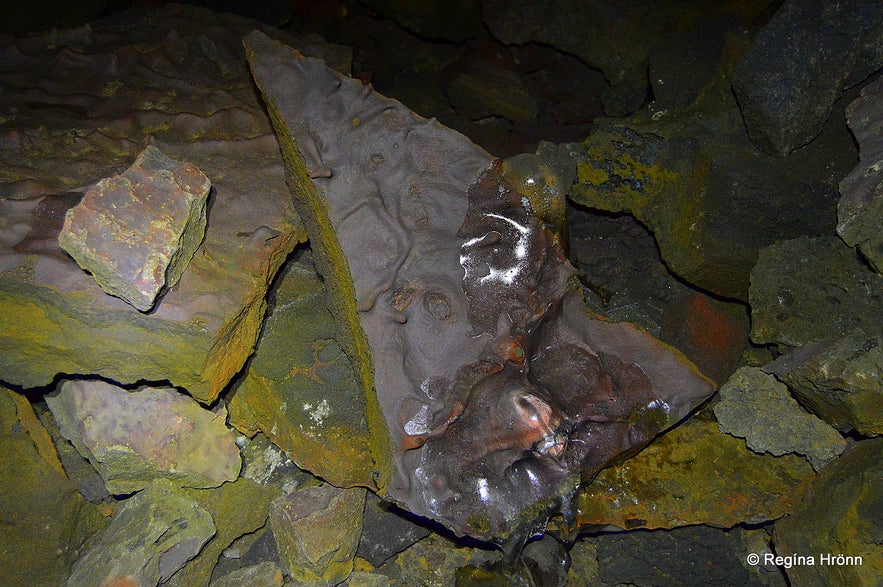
[[58, 146, 210, 312]]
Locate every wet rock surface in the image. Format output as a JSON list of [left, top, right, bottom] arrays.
[[246, 29, 713, 542], [0, 2, 880, 586]]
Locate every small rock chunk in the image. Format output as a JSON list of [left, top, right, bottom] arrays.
[[58, 145, 210, 312], [269, 484, 365, 586], [714, 366, 847, 470]]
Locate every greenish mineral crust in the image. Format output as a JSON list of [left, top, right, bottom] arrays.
[[775, 438, 883, 587], [0, 387, 106, 587], [269, 484, 366, 586], [228, 254, 379, 488], [570, 76, 853, 301], [714, 367, 847, 470], [749, 236, 883, 348], [66, 478, 216, 586], [768, 333, 883, 436], [244, 31, 393, 492], [574, 419, 815, 530], [165, 478, 281, 587]]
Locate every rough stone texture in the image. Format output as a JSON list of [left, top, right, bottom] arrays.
[[57, 145, 210, 311], [838, 74, 883, 273], [343, 571, 393, 587], [520, 534, 570, 587], [596, 525, 785, 587], [269, 484, 366, 586], [749, 236, 883, 347], [246, 29, 713, 542], [37, 405, 112, 503], [237, 433, 314, 492], [46, 379, 241, 494], [565, 539, 602, 586], [211, 561, 283, 587], [66, 478, 216, 587], [567, 207, 748, 386], [0, 4, 307, 402], [361, 0, 485, 43], [372, 533, 499, 587], [446, 62, 538, 125], [714, 367, 847, 470], [479, 0, 774, 116], [765, 333, 883, 436], [775, 438, 883, 587], [356, 491, 432, 568], [572, 95, 855, 301], [228, 253, 378, 488], [733, 0, 883, 157], [575, 419, 814, 530], [0, 388, 106, 587], [166, 478, 280, 587]]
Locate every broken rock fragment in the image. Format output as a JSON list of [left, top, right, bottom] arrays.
[[46, 379, 241, 495], [65, 478, 216, 587], [269, 484, 366, 586], [58, 145, 210, 312]]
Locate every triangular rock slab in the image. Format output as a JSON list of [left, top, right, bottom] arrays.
[[0, 5, 307, 402], [244, 30, 713, 541]]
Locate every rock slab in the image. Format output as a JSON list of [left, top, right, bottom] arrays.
[[733, 0, 883, 156], [714, 367, 846, 470], [765, 333, 883, 436], [269, 485, 366, 586], [775, 438, 883, 587], [58, 145, 210, 311], [749, 236, 883, 347], [0, 4, 307, 402], [65, 478, 216, 587], [575, 419, 814, 530], [47, 379, 241, 494], [838, 74, 883, 273]]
